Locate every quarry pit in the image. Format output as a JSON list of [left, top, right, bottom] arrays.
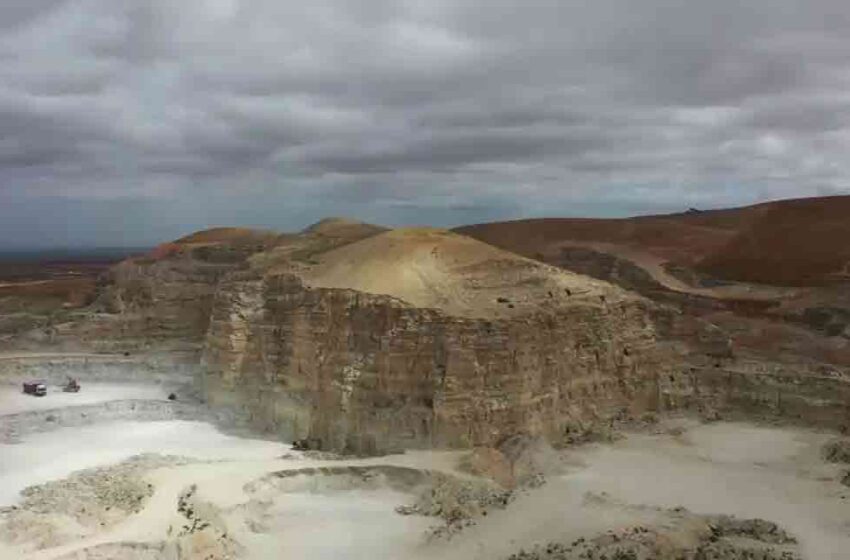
[[1, 378, 848, 560], [1, 216, 849, 560]]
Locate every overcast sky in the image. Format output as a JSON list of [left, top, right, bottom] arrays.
[[2, 0, 850, 248]]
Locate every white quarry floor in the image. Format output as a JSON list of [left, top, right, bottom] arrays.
[[1, 413, 849, 560], [0, 420, 288, 506], [0, 383, 173, 416], [428, 422, 850, 560], [235, 488, 435, 560], [576, 425, 850, 560]]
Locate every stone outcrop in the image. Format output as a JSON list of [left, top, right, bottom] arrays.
[[201, 229, 670, 453], [89, 222, 388, 352], [659, 361, 850, 431], [0, 455, 189, 552], [99, 252, 248, 345]]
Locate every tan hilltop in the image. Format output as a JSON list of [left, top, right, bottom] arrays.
[[295, 227, 629, 319]]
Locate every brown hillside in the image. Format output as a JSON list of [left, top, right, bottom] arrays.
[[455, 195, 850, 287], [175, 227, 279, 245], [454, 213, 744, 265], [696, 196, 850, 286], [301, 217, 388, 239]]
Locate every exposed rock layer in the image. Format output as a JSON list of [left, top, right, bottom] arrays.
[[203, 264, 666, 452]]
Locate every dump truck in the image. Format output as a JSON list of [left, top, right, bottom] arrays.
[[22, 381, 47, 397]]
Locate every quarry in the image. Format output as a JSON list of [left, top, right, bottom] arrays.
[[1, 201, 849, 560]]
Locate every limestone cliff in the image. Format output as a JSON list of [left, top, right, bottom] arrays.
[[84, 222, 387, 352], [202, 229, 669, 453]]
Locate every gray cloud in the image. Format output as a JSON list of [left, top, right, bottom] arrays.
[[2, 0, 850, 247]]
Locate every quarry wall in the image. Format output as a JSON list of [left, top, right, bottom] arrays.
[[202, 274, 669, 453], [662, 362, 850, 432]]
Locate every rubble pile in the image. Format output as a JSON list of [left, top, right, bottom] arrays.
[[506, 512, 801, 560], [0, 454, 190, 550], [397, 469, 546, 540]]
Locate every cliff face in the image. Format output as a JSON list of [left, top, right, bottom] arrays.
[[82, 222, 386, 352], [202, 270, 667, 453], [102, 256, 232, 344]]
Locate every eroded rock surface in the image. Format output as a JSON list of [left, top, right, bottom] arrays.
[[506, 512, 801, 560], [822, 439, 850, 463]]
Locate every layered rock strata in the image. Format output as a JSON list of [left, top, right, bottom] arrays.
[[202, 230, 670, 453]]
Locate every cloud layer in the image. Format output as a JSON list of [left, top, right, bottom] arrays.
[[2, 0, 850, 246]]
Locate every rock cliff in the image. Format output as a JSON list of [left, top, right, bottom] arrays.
[[201, 229, 669, 453]]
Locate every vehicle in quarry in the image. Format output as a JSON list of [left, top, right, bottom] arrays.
[[63, 377, 80, 393], [22, 381, 47, 397]]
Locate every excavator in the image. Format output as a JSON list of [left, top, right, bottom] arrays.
[[63, 377, 80, 393]]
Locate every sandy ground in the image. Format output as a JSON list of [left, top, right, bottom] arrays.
[[3, 450, 465, 560], [232, 486, 435, 559], [426, 422, 850, 560], [0, 384, 173, 416], [0, 420, 288, 507], [574, 424, 850, 560], [2, 420, 848, 560]]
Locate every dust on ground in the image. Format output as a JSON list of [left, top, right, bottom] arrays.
[[0, 420, 288, 506], [2, 420, 848, 560]]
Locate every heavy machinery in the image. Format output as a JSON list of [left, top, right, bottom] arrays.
[[22, 381, 47, 397], [63, 377, 80, 393]]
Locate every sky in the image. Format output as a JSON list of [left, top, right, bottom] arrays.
[[1, 0, 850, 248]]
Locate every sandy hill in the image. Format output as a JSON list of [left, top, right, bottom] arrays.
[[456, 195, 850, 287], [295, 228, 629, 318]]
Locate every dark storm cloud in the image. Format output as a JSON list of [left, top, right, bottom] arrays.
[[2, 0, 850, 247], [300, 127, 611, 174]]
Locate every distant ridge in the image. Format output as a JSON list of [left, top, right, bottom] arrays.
[[455, 195, 850, 287], [174, 227, 279, 245], [0, 247, 149, 263]]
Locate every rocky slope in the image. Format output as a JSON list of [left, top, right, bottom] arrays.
[[697, 196, 850, 286], [456, 197, 850, 433]]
